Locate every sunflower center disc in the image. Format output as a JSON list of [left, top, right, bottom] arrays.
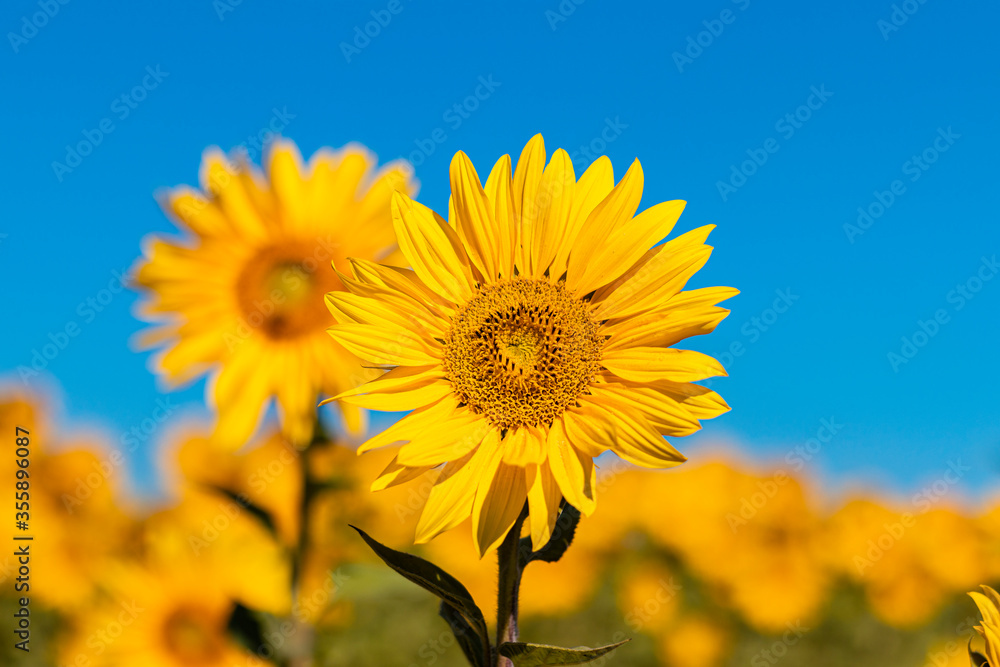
[[444, 278, 603, 430], [235, 243, 341, 340]]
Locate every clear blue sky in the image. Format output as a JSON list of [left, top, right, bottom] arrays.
[[2, 0, 997, 502]]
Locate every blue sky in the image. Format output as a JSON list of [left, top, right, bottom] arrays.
[[1, 0, 997, 502]]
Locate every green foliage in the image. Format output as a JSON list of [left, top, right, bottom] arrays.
[[352, 525, 490, 665], [497, 639, 629, 665]]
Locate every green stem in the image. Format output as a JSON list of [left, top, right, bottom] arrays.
[[496, 505, 529, 667], [286, 424, 319, 667]]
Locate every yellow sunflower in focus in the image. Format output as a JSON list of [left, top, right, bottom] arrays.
[[135, 140, 417, 447], [971, 585, 1000, 666], [327, 134, 735, 555]]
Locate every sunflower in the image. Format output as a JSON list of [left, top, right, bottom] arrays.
[[134, 140, 417, 447], [327, 134, 735, 555], [971, 585, 1000, 666]]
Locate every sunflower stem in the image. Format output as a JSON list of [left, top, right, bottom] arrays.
[[286, 419, 321, 667], [496, 504, 529, 667]]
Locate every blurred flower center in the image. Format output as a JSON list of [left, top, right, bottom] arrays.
[[444, 278, 602, 430], [162, 605, 225, 663], [236, 243, 342, 340]]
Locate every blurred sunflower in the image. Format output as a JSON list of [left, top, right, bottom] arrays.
[[971, 585, 1000, 667], [328, 134, 735, 555], [134, 140, 417, 447]]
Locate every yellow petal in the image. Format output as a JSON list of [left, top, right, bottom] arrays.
[[415, 434, 498, 543], [500, 425, 547, 466], [391, 191, 473, 303], [602, 347, 728, 383], [591, 384, 701, 437], [546, 419, 597, 516], [472, 448, 528, 557], [451, 151, 501, 281], [328, 323, 439, 367], [526, 461, 563, 550], [512, 134, 546, 275], [593, 402, 687, 469], [396, 414, 492, 467], [591, 226, 716, 320], [371, 454, 434, 492], [356, 395, 460, 454], [565, 159, 644, 295], [268, 140, 309, 231], [531, 148, 576, 278], [551, 156, 614, 278], [483, 154, 516, 278]]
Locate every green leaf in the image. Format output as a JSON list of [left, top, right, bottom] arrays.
[[498, 639, 629, 666], [439, 601, 487, 667], [206, 485, 278, 537], [226, 603, 266, 653], [351, 526, 489, 649], [521, 503, 581, 565]]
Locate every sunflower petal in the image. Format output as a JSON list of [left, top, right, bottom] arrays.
[[472, 451, 528, 557], [371, 454, 435, 492], [602, 347, 727, 383], [415, 434, 499, 543], [451, 151, 501, 281], [512, 134, 546, 275], [328, 323, 439, 367], [396, 414, 492, 467], [527, 461, 563, 550], [391, 191, 473, 303], [483, 154, 516, 278], [565, 159, 644, 295]]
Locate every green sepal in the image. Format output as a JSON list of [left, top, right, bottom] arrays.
[[498, 639, 629, 665], [520, 502, 581, 566]]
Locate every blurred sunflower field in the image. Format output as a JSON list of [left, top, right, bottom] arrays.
[[2, 383, 997, 667], [4, 2, 1000, 666]]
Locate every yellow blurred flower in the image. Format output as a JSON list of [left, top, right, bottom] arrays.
[[826, 500, 985, 628], [62, 560, 272, 667], [636, 461, 829, 633], [970, 585, 1000, 666], [134, 140, 417, 447], [172, 429, 303, 546], [615, 559, 680, 633], [657, 615, 731, 667], [328, 133, 733, 555]]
